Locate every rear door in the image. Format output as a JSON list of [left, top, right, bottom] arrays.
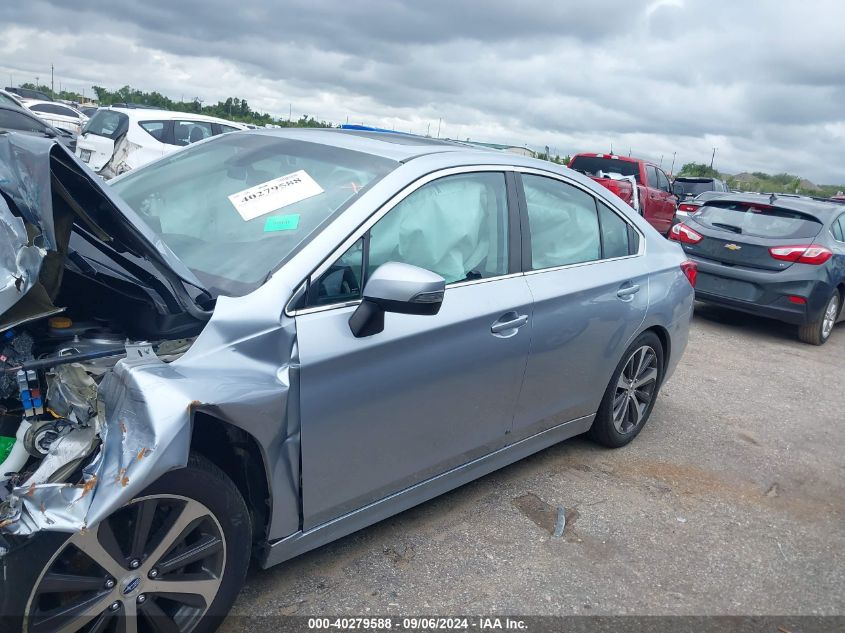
[[511, 170, 648, 439], [295, 168, 533, 529]]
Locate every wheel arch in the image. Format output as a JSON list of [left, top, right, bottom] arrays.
[[189, 412, 272, 546], [642, 324, 671, 379]]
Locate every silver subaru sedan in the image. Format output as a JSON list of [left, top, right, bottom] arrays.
[[0, 129, 694, 632]]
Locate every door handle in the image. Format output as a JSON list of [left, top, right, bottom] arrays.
[[617, 284, 641, 300], [491, 313, 528, 334]]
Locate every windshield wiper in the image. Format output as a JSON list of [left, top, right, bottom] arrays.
[[711, 222, 743, 234]]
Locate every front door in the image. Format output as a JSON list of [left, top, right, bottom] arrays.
[[295, 170, 532, 529]]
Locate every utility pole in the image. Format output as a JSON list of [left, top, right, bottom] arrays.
[[51, 65, 54, 95], [288, 103, 292, 123], [670, 151, 677, 175], [710, 147, 717, 169], [436, 117, 442, 138], [659, 154, 664, 168]]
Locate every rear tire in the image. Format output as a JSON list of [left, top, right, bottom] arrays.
[[588, 331, 664, 448], [1, 453, 251, 633], [798, 290, 839, 345]]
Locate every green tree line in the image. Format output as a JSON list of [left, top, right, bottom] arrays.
[[677, 162, 844, 196]]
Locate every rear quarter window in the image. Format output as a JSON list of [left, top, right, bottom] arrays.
[[694, 202, 823, 240]]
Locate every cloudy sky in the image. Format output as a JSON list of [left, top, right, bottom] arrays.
[[3, 1, 845, 183]]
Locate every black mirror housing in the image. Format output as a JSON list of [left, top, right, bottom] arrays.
[[348, 262, 445, 338]]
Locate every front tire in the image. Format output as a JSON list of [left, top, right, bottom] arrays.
[[798, 290, 839, 345], [588, 331, 664, 448], [2, 454, 251, 633]]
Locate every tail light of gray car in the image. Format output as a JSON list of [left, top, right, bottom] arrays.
[[668, 223, 704, 244], [677, 203, 699, 213], [768, 245, 833, 265], [680, 260, 698, 287]]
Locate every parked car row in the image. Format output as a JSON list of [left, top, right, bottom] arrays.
[[564, 150, 845, 346]]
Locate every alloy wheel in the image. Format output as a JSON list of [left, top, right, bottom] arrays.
[[612, 345, 659, 434], [25, 495, 226, 633], [822, 294, 839, 339]]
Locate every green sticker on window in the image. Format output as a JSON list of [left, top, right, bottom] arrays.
[[263, 214, 300, 232]]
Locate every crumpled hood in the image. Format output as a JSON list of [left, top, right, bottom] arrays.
[[0, 131, 208, 329]]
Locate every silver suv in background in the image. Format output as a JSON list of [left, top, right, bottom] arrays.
[[74, 106, 248, 178], [0, 130, 694, 632]]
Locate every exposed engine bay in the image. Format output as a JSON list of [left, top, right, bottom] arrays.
[[0, 132, 209, 536], [0, 317, 192, 510]]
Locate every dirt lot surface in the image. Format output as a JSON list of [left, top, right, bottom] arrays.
[[227, 304, 845, 619]]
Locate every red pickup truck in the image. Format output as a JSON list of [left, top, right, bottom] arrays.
[[568, 153, 677, 234]]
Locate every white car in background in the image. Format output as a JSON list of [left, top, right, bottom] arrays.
[[21, 99, 89, 134], [75, 106, 249, 178]]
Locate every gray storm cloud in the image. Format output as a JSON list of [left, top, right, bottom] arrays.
[[2, 0, 844, 182]]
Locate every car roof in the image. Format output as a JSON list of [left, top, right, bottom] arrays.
[[706, 192, 844, 220], [240, 127, 500, 163], [101, 106, 248, 128], [676, 176, 720, 182]]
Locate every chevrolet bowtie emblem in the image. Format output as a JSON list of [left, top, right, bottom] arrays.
[[724, 243, 742, 251]]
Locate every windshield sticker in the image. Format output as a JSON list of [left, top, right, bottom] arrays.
[[228, 170, 324, 221], [263, 214, 300, 232]]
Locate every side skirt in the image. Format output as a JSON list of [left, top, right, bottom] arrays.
[[259, 413, 594, 569]]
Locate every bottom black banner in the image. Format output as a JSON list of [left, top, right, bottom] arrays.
[[213, 616, 845, 633]]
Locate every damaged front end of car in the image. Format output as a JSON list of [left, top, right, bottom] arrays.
[[0, 131, 222, 546]]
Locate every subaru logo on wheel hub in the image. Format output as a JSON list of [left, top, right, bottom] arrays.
[[122, 577, 141, 595]]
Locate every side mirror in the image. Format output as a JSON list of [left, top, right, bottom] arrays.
[[349, 262, 445, 338]]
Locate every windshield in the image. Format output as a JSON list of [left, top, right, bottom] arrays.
[[569, 156, 640, 179], [110, 133, 396, 296], [82, 109, 129, 140], [694, 202, 823, 239]]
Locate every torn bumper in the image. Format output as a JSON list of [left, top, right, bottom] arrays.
[[0, 346, 191, 536]]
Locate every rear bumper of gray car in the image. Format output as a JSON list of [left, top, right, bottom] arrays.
[[690, 256, 832, 325]]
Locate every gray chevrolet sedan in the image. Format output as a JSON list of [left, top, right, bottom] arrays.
[[0, 130, 693, 632]]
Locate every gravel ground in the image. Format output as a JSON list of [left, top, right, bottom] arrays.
[[226, 304, 845, 619]]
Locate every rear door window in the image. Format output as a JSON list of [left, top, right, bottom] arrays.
[[173, 120, 213, 146], [218, 124, 241, 134], [694, 202, 823, 239], [523, 174, 600, 269], [139, 121, 168, 142], [645, 165, 659, 188], [657, 169, 671, 193]]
